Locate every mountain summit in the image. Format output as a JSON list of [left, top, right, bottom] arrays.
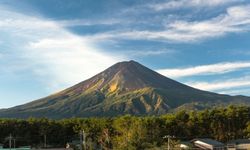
[[1, 60, 250, 118]]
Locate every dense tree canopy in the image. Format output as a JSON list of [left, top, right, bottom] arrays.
[[0, 105, 249, 149]]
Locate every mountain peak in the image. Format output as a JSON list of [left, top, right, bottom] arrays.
[[1, 60, 249, 118], [65, 60, 182, 96], [79, 60, 188, 94], [121, 60, 137, 64], [110, 60, 141, 70]]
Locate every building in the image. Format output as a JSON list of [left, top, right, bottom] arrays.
[[227, 139, 250, 150], [192, 138, 225, 150]]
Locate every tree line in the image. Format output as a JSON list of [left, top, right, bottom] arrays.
[[0, 105, 250, 149]]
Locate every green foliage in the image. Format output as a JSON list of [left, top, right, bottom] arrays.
[[112, 115, 147, 149], [0, 106, 249, 149]]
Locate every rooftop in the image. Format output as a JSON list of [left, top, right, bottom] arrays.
[[228, 139, 250, 144], [192, 138, 224, 146]]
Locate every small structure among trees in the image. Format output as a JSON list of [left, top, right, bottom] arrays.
[[191, 138, 225, 150], [227, 139, 250, 150]]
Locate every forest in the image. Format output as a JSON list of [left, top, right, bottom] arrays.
[[0, 105, 250, 149]]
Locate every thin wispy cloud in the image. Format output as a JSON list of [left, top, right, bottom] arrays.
[[86, 5, 250, 43], [0, 9, 57, 30], [122, 49, 175, 57], [57, 19, 122, 27], [230, 50, 250, 56], [219, 88, 250, 96], [157, 61, 250, 78], [188, 76, 250, 91], [150, 0, 240, 11]]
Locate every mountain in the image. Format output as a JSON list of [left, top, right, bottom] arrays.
[[1, 60, 250, 118]]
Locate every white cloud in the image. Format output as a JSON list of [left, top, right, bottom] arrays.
[[27, 36, 122, 90], [0, 9, 58, 33], [0, 7, 123, 91], [188, 76, 250, 91], [2, 3, 249, 45], [150, 0, 240, 11], [94, 4, 250, 42], [150, 5, 250, 41], [219, 88, 250, 96], [122, 49, 175, 57], [0, 9, 120, 29], [57, 19, 122, 27], [3, 3, 247, 44], [157, 61, 250, 78]]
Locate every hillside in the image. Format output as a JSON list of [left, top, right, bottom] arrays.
[[0, 60, 249, 118]]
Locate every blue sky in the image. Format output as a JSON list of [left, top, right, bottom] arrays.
[[1, 0, 250, 108]]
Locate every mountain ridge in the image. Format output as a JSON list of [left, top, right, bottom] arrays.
[[1, 60, 250, 118]]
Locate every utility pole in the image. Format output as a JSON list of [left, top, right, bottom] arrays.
[[44, 134, 47, 148], [79, 131, 83, 150], [82, 130, 86, 150], [79, 130, 86, 150], [13, 138, 16, 149], [163, 135, 175, 150], [168, 136, 170, 150], [8, 134, 12, 150]]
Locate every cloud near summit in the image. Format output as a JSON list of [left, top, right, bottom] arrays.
[[0, 7, 122, 92]]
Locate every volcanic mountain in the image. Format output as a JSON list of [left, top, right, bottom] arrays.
[[1, 60, 250, 118]]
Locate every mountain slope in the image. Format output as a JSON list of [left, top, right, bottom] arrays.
[[1, 60, 250, 118]]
